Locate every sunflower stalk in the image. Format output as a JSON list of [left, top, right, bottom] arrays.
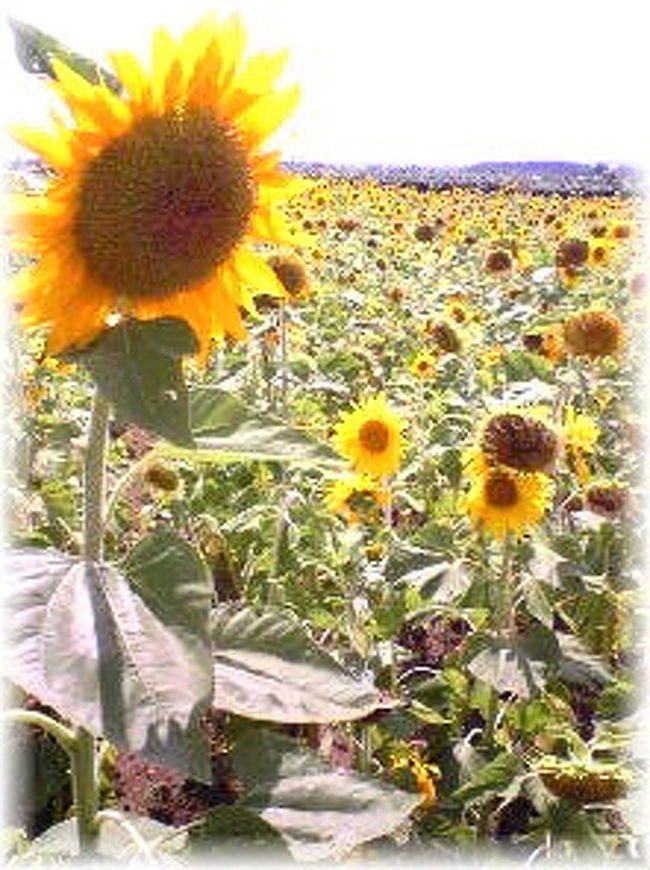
[[70, 387, 112, 854], [483, 534, 514, 751], [278, 302, 290, 416]]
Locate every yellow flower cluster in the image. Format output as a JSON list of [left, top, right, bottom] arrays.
[[327, 395, 405, 524]]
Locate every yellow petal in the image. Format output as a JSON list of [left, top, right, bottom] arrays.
[[235, 85, 300, 149], [10, 125, 73, 169]]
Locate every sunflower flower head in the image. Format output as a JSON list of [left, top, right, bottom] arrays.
[[464, 464, 553, 539], [325, 473, 390, 525], [267, 254, 311, 302], [10, 14, 306, 359], [480, 411, 560, 473], [332, 395, 405, 478], [389, 750, 440, 810], [536, 756, 630, 804], [563, 309, 624, 359], [563, 408, 599, 453], [409, 350, 437, 379]]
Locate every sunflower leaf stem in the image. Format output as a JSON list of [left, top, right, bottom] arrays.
[[3, 709, 76, 755], [268, 487, 290, 605], [70, 728, 100, 854]]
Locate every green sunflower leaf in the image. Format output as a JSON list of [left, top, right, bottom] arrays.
[[211, 603, 383, 722], [8, 815, 186, 864], [189, 386, 345, 468], [447, 752, 522, 807], [465, 635, 547, 699], [66, 318, 198, 448], [232, 730, 420, 862], [4, 547, 213, 781], [9, 18, 121, 92], [187, 806, 289, 858], [124, 527, 213, 641]]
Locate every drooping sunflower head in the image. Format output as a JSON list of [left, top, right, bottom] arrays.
[[10, 14, 306, 358], [426, 319, 462, 355], [484, 249, 512, 274], [585, 483, 627, 518], [325, 473, 390, 525], [480, 412, 560, 473], [464, 464, 553, 539], [267, 254, 310, 301], [562, 309, 624, 359], [535, 756, 631, 804], [332, 395, 405, 478]]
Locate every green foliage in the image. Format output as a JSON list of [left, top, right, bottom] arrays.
[[66, 318, 198, 447], [5, 548, 214, 780], [190, 386, 345, 468], [6, 135, 642, 860], [211, 604, 382, 722], [8, 18, 121, 91], [232, 730, 420, 861]]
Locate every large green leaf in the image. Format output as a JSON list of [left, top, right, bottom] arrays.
[[9, 18, 121, 92], [556, 634, 612, 685], [9, 814, 186, 864], [187, 806, 290, 858], [4, 548, 213, 780], [448, 752, 522, 807], [233, 730, 420, 861], [66, 318, 198, 448], [211, 604, 383, 723], [466, 635, 546, 699], [124, 527, 213, 640], [190, 387, 345, 468]]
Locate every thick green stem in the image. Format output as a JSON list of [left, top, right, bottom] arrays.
[[484, 534, 514, 751], [71, 388, 111, 853], [496, 533, 514, 637], [71, 729, 100, 851], [83, 392, 111, 563], [278, 303, 289, 416]]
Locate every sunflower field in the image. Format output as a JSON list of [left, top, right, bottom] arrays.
[[3, 14, 647, 869]]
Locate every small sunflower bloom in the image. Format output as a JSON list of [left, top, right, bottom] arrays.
[[325, 474, 390, 525], [465, 465, 553, 539], [563, 408, 599, 454], [425, 319, 463, 355], [409, 350, 437, 379], [585, 483, 626, 518], [332, 395, 405, 477], [540, 324, 567, 363], [390, 752, 439, 810], [556, 238, 589, 269], [9, 15, 306, 360]]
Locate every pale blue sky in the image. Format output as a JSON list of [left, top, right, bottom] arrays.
[[2, 0, 647, 167]]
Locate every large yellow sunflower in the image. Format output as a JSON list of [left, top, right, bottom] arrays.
[[464, 463, 553, 539], [332, 395, 405, 477], [9, 14, 306, 358]]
